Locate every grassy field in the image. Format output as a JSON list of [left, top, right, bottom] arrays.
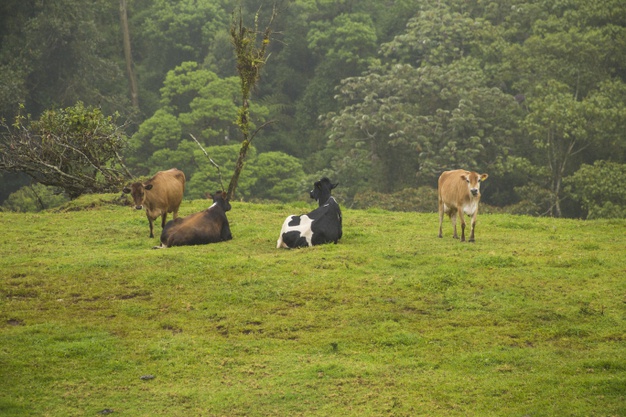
[[0, 195, 624, 416]]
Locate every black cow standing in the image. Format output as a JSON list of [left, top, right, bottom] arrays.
[[277, 178, 342, 248], [153, 191, 232, 249]]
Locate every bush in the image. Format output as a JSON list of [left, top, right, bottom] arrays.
[[186, 144, 256, 200], [504, 184, 554, 216], [246, 152, 306, 202], [352, 187, 438, 212], [566, 161, 626, 219], [0, 102, 129, 198], [186, 145, 306, 202], [2, 184, 69, 212]]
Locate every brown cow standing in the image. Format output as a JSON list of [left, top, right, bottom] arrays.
[[153, 191, 232, 249], [123, 168, 186, 238], [438, 169, 488, 242]]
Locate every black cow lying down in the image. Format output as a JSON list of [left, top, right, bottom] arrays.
[[277, 178, 342, 248], [153, 191, 232, 249]]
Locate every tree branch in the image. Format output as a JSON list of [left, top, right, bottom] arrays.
[[189, 133, 226, 192], [249, 120, 276, 143]]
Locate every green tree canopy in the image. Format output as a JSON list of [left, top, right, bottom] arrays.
[[185, 144, 305, 202], [327, 57, 521, 201], [566, 160, 626, 219], [130, 0, 232, 113], [126, 61, 268, 176], [0, 0, 127, 119]]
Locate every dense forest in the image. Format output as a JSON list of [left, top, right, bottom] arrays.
[[1, 0, 625, 218]]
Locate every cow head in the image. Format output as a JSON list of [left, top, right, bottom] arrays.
[[310, 177, 338, 206], [209, 191, 231, 212], [122, 182, 153, 210], [460, 171, 489, 197]]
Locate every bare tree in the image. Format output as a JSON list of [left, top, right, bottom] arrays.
[[226, 5, 278, 201], [120, 0, 139, 109]]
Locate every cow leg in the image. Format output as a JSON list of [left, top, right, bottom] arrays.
[[468, 214, 477, 243], [161, 212, 168, 229], [220, 223, 233, 242], [451, 212, 459, 239], [458, 211, 466, 242], [438, 204, 444, 238], [148, 216, 155, 238]]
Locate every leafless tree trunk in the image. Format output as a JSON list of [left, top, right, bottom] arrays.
[[120, 0, 139, 109], [226, 5, 278, 201]]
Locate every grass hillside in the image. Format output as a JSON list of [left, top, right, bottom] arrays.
[[1, 196, 624, 416]]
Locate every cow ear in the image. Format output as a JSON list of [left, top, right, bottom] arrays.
[[480, 173, 489, 182], [460, 174, 468, 182], [144, 184, 153, 190], [122, 187, 130, 194], [331, 182, 339, 189]]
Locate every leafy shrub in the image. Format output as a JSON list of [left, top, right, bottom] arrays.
[[566, 161, 626, 219], [186, 144, 256, 200], [246, 152, 307, 202], [186, 144, 306, 202], [352, 187, 438, 212], [2, 184, 69, 212], [55, 193, 130, 212], [505, 184, 554, 216], [0, 102, 129, 198]]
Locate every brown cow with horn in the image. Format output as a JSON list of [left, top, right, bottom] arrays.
[[123, 168, 186, 238], [153, 190, 232, 249], [438, 169, 489, 243]]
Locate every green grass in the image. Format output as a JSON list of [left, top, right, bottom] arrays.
[[1, 196, 624, 416]]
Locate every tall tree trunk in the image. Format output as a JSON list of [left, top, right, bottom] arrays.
[[553, 175, 562, 217], [120, 0, 139, 109], [226, 6, 276, 201]]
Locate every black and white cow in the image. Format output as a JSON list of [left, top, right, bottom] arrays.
[[277, 178, 342, 248]]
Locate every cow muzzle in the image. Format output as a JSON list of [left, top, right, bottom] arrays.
[[134, 205, 143, 210], [470, 189, 479, 197]]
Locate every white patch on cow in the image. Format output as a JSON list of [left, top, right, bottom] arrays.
[[276, 214, 314, 248], [463, 199, 479, 216], [208, 202, 217, 210], [297, 215, 314, 245]]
